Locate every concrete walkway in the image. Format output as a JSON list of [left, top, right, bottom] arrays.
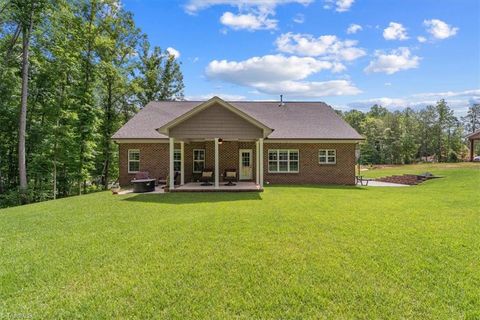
[[117, 186, 165, 195], [361, 180, 410, 187]]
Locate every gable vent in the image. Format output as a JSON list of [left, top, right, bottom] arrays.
[[278, 94, 286, 107]]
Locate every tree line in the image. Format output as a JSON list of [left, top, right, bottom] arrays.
[[339, 101, 480, 165], [1, 1, 479, 209], [0, 0, 184, 207]]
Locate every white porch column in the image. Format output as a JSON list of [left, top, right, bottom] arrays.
[[255, 140, 260, 185], [169, 137, 175, 189], [214, 138, 219, 189], [259, 138, 264, 188], [180, 141, 185, 185]]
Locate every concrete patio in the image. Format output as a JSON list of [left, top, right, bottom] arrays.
[[172, 181, 262, 192]]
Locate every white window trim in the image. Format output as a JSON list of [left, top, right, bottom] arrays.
[[193, 149, 205, 173], [174, 149, 181, 172], [268, 149, 299, 173], [319, 149, 337, 164], [128, 149, 140, 173]]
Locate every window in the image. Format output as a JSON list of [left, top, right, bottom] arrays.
[[128, 149, 140, 173], [174, 149, 181, 172], [319, 149, 336, 164], [193, 149, 205, 173], [268, 149, 299, 173]]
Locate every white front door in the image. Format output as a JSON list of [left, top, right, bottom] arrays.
[[239, 149, 253, 180]]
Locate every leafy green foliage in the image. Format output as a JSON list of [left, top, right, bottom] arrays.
[[341, 101, 470, 164], [0, 0, 184, 206]]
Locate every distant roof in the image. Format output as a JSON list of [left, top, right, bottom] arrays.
[[467, 129, 480, 140], [112, 98, 363, 140]]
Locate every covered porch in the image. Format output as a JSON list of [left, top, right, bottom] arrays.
[[158, 97, 272, 191], [168, 138, 265, 191]]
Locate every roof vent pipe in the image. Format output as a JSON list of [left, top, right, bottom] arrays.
[[279, 94, 285, 107]]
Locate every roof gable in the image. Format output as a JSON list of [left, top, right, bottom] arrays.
[[157, 97, 273, 138]]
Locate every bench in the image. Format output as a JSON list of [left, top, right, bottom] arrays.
[[356, 175, 372, 186]]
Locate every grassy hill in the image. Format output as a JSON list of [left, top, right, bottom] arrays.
[[1, 163, 479, 319]]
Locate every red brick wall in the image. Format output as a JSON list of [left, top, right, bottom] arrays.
[[118, 143, 172, 186], [118, 142, 356, 186], [263, 143, 356, 185]]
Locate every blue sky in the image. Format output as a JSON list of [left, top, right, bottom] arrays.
[[123, 0, 479, 114]]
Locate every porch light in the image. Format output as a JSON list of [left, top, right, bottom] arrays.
[[218, 138, 223, 145]]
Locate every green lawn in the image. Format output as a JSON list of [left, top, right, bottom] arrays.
[[1, 163, 479, 319]]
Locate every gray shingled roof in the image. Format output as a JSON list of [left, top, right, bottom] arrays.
[[112, 100, 363, 140]]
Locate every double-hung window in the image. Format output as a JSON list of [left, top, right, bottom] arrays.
[[193, 149, 205, 173], [174, 149, 181, 172], [319, 149, 336, 164], [128, 149, 140, 173], [268, 149, 299, 173]]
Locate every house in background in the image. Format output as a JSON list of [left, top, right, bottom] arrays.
[[112, 96, 364, 190], [467, 129, 480, 161]]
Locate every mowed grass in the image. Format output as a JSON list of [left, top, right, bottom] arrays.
[[0, 164, 479, 319]]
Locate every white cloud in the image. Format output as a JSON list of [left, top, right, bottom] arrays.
[[186, 93, 247, 100], [220, 11, 277, 30], [383, 22, 409, 40], [348, 97, 407, 109], [184, 0, 313, 14], [348, 89, 480, 113], [324, 0, 355, 12], [185, 0, 313, 31], [275, 32, 366, 61], [417, 36, 427, 43], [205, 54, 361, 97], [293, 13, 305, 24], [423, 19, 458, 40], [346, 24, 362, 34], [364, 48, 420, 74], [412, 89, 480, 98], [166, 47, 180, 59], [253, 80, 361, 97], [206, 54, 343, 83]]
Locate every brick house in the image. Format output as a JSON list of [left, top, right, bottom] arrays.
[[112, 97, 364, 190]]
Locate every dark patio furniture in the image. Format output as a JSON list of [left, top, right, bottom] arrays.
[[224, 168, 237, 186], [200, 168, 214, 186], [356, 175, 372, 186], [131, 171, 156, 193], [159, 171, 179, 188]]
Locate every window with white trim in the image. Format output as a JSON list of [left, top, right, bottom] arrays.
[[193, 149, 205, 173], [319, 149, 336, 164], [128, 149, 140, 173], [174, 149, 181, 172], [268, 149, 299, 173]]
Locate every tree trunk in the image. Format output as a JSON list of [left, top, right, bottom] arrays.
[[103, 79, 113, 190], [52, 119, 59, 200], [0, 154, 4, 194], [18, 15, 33, 204], [78, 2, 97, 195]]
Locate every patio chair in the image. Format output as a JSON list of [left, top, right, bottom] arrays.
[[159, 171, 179, 188], [133, 171, 150, 180], [224, 168, 237, 186], [200, 168, 214, 186]]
